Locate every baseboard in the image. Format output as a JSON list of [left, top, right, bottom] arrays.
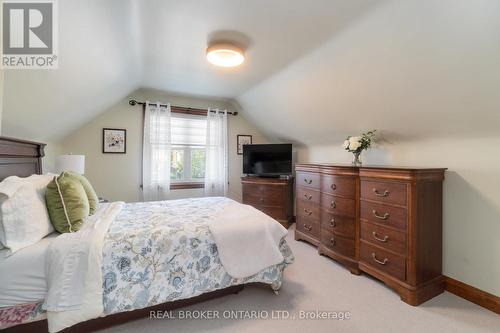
[[444, 276, 499, 314]]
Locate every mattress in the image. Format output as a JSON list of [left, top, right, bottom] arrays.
[[0, 233, 58, 307]]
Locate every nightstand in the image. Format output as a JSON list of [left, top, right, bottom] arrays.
[[241, 176, 294, 229]]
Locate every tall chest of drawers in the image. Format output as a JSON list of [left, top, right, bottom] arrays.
[[295, 164, 446, 305]]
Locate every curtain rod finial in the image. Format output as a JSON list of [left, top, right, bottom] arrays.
[[129, 100, 137, 106]]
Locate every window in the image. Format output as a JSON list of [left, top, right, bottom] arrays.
[[170, 113, 207, 188]]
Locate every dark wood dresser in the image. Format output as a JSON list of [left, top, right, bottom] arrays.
[[295, 164, 446, 305], [241, 176, 294, 228]]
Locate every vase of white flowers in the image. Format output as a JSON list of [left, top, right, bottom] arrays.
[[343, 130, 376, 166]]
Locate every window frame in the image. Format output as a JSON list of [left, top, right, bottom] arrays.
[[170, 145, 206, 185], [154, 106, 208, 190]]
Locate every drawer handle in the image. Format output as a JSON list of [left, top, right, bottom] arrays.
[[372, 231, 389, 242], [331, 183, 337, 191], [372, 210, 390, 220], [371, 253, 388, 265], [373, 188, 390, 197], [303, 224, 312, 231], [330, 201, 336, 209], [330, 237, 336, 246], [304, 208, 313, 216], [304, 178, 313, 184], [304, 194, 312, 200], [330, 218, 336, 228]]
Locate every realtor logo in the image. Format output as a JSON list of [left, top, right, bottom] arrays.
[[2, 0, 58, 69]]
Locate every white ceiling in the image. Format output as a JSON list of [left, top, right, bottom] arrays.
[[2, 0, 500, 144], [237, 0, 500, 145], [1, 0, 379, 141], [138, 0, 380, 97], [3, 0, 142, 140]]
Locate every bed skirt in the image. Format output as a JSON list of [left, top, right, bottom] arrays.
[[1, 284, 248, 333]]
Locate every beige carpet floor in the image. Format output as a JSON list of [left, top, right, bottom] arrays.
[[99, 225, 499, 333]]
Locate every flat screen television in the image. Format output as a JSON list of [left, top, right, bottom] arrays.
[[243, 144, 292, 177]]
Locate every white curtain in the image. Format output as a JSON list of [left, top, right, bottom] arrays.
[[142, 101, 172, 201], [204, 108, 228, 196]]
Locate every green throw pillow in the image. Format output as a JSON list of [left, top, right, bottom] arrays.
[[46, 174, 90, 233], [63, 171, 99, 214]]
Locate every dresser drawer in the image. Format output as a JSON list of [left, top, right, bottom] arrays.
[[360, 200, 407, 231], [360, 241, 406, 281], [253, 205, 286, 220], [360, 221, 406, 255], [321, 193, 355, 217], [297, 200, 320, 221], [296, 219, 320, 239], [320, 229, 355, 258], [361, 180, 407, 206], [243, 183, 283, 205], [297, 187, 320, 205], [321, 210, 355, 238], [296, 172, 320, 190], [243, 192, 283, 207], [321, 175, 356, 198]]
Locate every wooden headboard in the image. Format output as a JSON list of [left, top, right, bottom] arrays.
[[0, 136, 46, 181]]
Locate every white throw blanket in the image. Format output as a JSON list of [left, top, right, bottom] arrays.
[[209, 201, 288, 278], [44, 202, 124, 333]]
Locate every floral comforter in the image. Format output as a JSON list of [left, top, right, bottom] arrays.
[[0, 197, 294, 329]]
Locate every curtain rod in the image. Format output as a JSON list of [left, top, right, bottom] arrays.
[[128, 99, 238, 116]]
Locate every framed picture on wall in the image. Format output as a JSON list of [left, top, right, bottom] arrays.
[[103, 128, 126, 154], [237, 135, 252, 155]]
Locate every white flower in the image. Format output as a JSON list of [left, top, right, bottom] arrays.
[[343, 140, 350, 149], [348, 136, 362, 151]]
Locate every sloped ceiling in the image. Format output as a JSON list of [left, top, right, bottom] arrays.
[[2, 0, 142, 141], [2, 0, 379, 141], [237, 0, 500, 145], [138, 0, 379, 97], [2, 0, 500, 143]]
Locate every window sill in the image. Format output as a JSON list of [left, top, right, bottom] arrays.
[[170, 182, 205, 190]]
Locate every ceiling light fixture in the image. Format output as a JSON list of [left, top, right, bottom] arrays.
[[206, 43, 245, 67]]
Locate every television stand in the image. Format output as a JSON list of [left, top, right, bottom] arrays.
[[241, 176, 294, 228]]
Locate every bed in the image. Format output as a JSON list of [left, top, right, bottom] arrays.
[[0, 137, 294, 333]]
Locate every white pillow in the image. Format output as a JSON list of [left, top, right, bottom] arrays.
[[25, 173, 58, 196], [0, 174, 56, 255]]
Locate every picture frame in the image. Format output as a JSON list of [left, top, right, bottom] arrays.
[[237, 134, 252, 155], [103, 128, 127, 154]]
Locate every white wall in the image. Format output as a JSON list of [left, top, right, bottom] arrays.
[[42, 142, 62, 174], [236, 0, 500, 296], [60, 88, 270, 203], [297, 138, 500, 296]]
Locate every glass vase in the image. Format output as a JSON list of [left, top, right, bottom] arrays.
[[352, 152, 362, 166]]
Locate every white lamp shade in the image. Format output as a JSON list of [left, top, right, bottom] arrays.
[[56, 155, 85, 174]]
